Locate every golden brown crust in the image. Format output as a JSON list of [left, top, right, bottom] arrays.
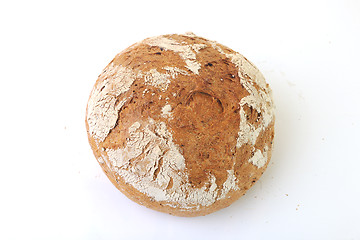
[[85, 33, 275, 217]]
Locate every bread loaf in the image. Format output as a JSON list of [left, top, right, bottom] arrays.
[[85, 32, 275, 217]]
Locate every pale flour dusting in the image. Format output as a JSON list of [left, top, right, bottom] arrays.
[[104, 118, 239, 209], [191, 43, 207, 53], [211, 41, 274, 168], [185, 59, 201, 74], [248, 146, 269, 168], [163, 66, 189, 76], [143, 69, 171, 91], [141, 67, 188, 91], [145, 36, 202, 74], [161, 104, 172, 118], [87, 63, 138, 142], [232, 54, 274, 149], [218, 170, 239, 200]]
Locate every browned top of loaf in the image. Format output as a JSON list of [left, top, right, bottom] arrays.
[[86, 33, 275, 215]]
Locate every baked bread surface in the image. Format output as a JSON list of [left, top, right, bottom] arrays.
[[86, 33, 275, 217]]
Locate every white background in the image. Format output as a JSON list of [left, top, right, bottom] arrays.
[[1, 0, 360, 239]]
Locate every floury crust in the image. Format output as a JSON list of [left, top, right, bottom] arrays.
[[85, 33, 275, 217]]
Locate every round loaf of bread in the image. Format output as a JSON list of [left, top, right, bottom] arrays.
[[86, 33, 275, 217]]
